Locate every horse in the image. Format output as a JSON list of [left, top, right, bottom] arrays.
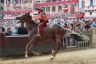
[[16, 13, 89, 60]]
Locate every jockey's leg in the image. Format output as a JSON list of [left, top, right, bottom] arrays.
[[37, 20, 48, 36], [37, 24, 42, 36]]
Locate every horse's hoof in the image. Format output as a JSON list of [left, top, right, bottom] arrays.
[[35, 52, 42, 56], [50, 58, 54, 60], [25, 55, 28, 59], [50, 57, 54, 60]]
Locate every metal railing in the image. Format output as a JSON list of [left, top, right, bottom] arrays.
[[61, 31, 92, 50]]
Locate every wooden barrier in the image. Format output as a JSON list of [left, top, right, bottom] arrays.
[[0, 33, 5, 56], [4, 35, 29, 56], [0, 35, 56, 56]]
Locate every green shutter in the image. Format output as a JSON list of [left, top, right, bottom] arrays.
[[0, 6, 4, 19], [0, 6, 3, 10]]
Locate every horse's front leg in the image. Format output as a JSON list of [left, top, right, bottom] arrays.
[[25, 38, 37, 58], [50, 39, 61, 60], [25, 39, 33, 58], [26, 35, 42, 57]]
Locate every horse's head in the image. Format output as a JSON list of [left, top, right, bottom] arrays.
[[16, 12, 37, 32], [16, 12, 32, 23]]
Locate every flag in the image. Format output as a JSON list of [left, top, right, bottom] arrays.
[[42, 8, 45, 16]]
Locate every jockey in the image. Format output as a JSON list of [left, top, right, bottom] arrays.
[[36, 8, 48, 36]]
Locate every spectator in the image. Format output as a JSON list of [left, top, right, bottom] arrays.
[[6, 28, 12, 36], [69, 23, 74, 31], [17, 23, 28, 35], [84, 21, 92, 31], [12, 26, 18, 35], [0, 26, 5, 33], [91, 19, 96, 28], [64, 23, 69, 29]]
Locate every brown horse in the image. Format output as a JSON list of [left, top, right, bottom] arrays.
[[16, 13, 89, 60]]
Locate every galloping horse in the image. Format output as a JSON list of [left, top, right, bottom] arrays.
[[16, 13, 89, 60]]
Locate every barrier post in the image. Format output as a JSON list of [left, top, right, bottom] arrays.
[[92, 28, 96, 46], [0, 33, 5, 57]]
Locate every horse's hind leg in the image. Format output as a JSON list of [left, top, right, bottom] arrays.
[[50, 39, 61, 60]]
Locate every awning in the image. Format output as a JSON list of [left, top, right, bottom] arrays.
[[76, 12, 84, 18], [70, 0, 78, 3], [34, 1, 78, 7], [1, 10, 32, 14], [34, 1, 68, 7]]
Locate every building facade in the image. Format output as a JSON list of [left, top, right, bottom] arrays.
[[1, 0, 34, 19], [0, 0, 34, 28], [34, 0, 79, 18], [0, 0, 79, 20], [81, 0, 96, 18], [0, 0, 80, 28]]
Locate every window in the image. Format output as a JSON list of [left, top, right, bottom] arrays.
[[0, 0, 4, 4], [36, 1, 40, 2], [7, 0, 11, 4], [23, 0, 28, 3], [58, 6, 62, 11], [82, 1, 84, 8], [90, 11, 92, 15], [42, 7, 45, 11], [85, 10, 87, 12], [64, 0, 68, 1], [35, 0, 40, 2], [52, 6, 56, 11], [90, 0, 93, 6], [71, 5, 74, 8], [29, 0, 32, 3], [0, 6, 3, 10], [52, 0, 57, 2], [46, 0, 51, 2], [13, 0, 21, 4], [57, 0, 61, 1], [46, 7, 50, 12]]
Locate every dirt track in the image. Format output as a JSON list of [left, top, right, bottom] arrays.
[[0, 48, 96, 64]]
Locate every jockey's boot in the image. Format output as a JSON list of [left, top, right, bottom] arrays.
[[37, 33, 41, 36]]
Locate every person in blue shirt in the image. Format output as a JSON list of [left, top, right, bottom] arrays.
[[12, 26, 18, 35], [91, 20, 96, 27]]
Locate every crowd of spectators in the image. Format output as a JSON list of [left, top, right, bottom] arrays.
[[0, 23, 28, 36], [0, 18, 96, 36], [49, 18, 96, 34]]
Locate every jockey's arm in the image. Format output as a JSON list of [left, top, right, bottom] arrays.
[[32, 15, 41, 24], [33, 19, 40, 24]]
